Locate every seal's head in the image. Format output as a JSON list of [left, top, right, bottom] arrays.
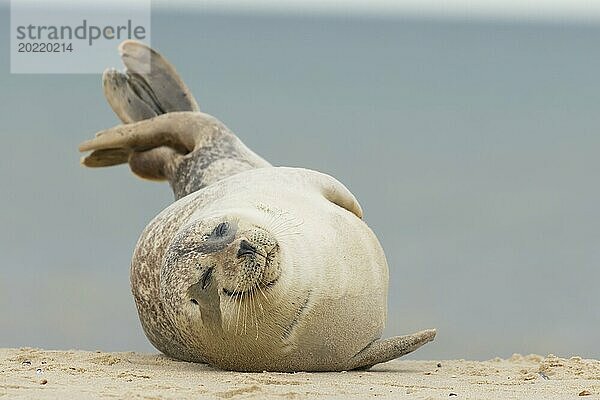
[[161, 212, 283, 311]]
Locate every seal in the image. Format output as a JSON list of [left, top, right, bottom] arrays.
[[79, 41, 436, 372]]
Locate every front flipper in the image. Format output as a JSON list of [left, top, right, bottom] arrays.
[[346, 329, 436, 370]]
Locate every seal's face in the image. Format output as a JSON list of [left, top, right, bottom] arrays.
[[198, 219, 281, 298], [160, 209, 285, 331]]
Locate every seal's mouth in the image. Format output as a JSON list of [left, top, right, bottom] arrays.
[[221, 277, 278, 298]]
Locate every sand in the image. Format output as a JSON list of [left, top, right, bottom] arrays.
[[1, 348, 598, 399]]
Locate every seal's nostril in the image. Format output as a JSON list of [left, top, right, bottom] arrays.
[[190, 299, 199, 305], [237, 240, 256, 258]]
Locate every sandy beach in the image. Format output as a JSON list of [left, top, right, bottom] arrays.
[[1, 348, 598, 399]]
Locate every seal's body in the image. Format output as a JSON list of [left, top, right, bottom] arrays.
[[79, 41, 435, 372], [132, 167, 388, 371]]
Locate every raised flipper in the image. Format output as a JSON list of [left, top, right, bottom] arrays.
[[80, 41, 270, 197], [102, 40, 199, 124], [80, 112, 202, 155], [84, 40, 200, 169], [80, 111, 270, 196], [118, 40, 199, 114], [345, 329, 436, 370], [102, 69, 163, 124]]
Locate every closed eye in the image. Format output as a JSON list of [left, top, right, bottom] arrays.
[[201, 267, 213, 289], [212, 222, 229, 237]]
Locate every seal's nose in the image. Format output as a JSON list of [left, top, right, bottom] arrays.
[[237, 240, 256, 258]]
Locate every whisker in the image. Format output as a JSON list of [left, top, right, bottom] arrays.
[[235, 289, 243, 335], [251, 288, 259, 340], [226, 280, 242, 331], [257, 283, 269, 302], [265, 213, 293, 233], [242, 292, 247, 335], [268, 215, 304, 239]]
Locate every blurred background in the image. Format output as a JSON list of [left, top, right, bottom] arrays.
[[0, 0, 598, 361]]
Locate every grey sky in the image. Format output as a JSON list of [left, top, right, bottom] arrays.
[[12, 0, 600, 21], [158, 0, 600, 22]]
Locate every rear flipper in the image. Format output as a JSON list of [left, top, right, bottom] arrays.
[[81, 41, 269, 197], [80, 111, 269, 196], [346, 329, 436, 370], [85, 40, 200, 169], [103, 40, 200, 124]]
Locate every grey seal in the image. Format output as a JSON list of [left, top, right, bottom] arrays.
[[79, 41, 436, 372]]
